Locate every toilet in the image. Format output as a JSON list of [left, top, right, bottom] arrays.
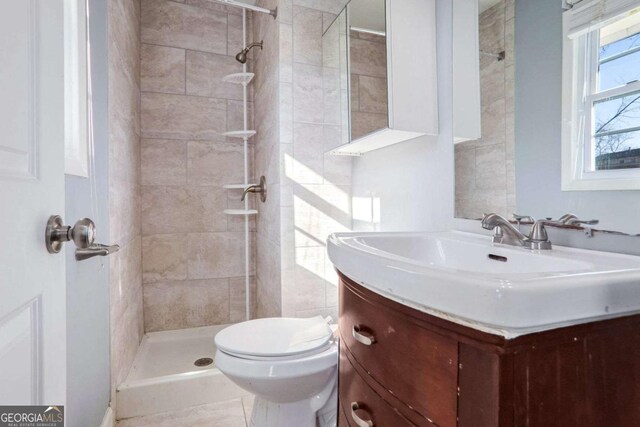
[[214, 317, 339, 427]]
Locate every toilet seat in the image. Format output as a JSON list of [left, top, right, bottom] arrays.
[[215, 317, 333, 359]]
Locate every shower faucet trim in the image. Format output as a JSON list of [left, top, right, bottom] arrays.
[[241, 176, 267, 203]]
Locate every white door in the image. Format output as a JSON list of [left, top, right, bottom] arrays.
[[0, 0, 66, 406]]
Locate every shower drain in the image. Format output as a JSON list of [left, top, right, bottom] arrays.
[[194, 357, 214, 367]]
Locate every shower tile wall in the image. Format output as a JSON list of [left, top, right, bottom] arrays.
[[455, 0, 516, 219], [349, 30, 388, 140], [108, 0, 143, 405], [253, 0, 283, 318], [139, 0, 256, 332], [252, 0, 351, 319]]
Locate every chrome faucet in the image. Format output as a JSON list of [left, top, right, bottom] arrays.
[[482, 213, 553, 250], [481, 213, 530, 248], [241, 176, 267, 202], [482, 213, 600, 250]]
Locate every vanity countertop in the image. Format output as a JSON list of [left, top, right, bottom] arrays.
[[327, 230, 640, 338]]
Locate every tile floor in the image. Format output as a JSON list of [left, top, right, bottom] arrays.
[[116, 396, 255, 427]]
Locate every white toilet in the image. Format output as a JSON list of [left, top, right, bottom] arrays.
[[214, 317, 339, 427]]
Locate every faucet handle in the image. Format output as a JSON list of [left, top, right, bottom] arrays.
[[512, 213, 535, 223], [527, 219, 560, 250], [557, 213, 599, 226]]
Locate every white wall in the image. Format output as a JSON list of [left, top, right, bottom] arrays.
[[515, 0, 640, 234], [351, 0, 454, 232]]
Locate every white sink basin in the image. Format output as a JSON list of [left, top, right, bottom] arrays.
[[327, 231, 640, 337]]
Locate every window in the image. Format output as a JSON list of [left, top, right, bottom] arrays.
[[562, 0, 640, 190]]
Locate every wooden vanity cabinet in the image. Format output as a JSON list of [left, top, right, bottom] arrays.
[[337, 271, 640, 427]]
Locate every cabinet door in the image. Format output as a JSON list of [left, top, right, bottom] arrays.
[[340, 280, 458, 426], [340, 343, 419, 427]]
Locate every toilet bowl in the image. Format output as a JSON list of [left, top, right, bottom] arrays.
[[214, 317, 338, 427]]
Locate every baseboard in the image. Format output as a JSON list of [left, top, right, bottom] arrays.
[[99, 406, 114, 427]]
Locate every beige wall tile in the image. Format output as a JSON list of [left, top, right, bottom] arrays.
[[185, 0, 241, 15], [293, 246, 326, 310], [350, 74, 359, 111], [293, 6, 323, 66], [141, 0, 227, 54], [292, 0, 346, 14], [187, 140, 245, 185], [255, 237, 282, 317], [108, 0, 142, 404], [455, 144, 476, 201], [226, 189, 257, 232], [143, 279, 230, 331], [478, 98, 506, 147], [188, 232, 255, 279], [229, 276, 257, 322], [349, 37, 387, 78], [141, 44, 186, 94], [141, 185, 227, 234], [322, 17, 340, 69], [112, 288, 144, 388], [186, 51, 244, 100], [110, 237, 143, 327], [351, 111, 387, 139], [322, 12, 338, 35], [292, 184, 351, 247], [141, 92, 227, 140], [455, 0, 514, 219], [475, 143, 507, 191], [323, 67, 341, 125], [279, 83, 293, 143], [293, 63, 323, 123], [357, 75, 387, 114], [142, 234, 188, 283], [141, 139, 187, 185], [292, 123, 324, 184], [227, 100, 254, 133], [279, 24, 293, 83], [227, 13, 244, 57]]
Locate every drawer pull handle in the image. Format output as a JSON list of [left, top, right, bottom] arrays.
[[350, 402, 374, 427], [352, 325, 376, 346]]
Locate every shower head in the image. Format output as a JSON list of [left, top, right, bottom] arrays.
[[235, 41, 263, 64]]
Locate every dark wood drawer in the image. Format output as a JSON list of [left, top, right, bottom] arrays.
[[340, 344, 417, 427], [338, 401, 349, 427], [339, 278, 458, 426]]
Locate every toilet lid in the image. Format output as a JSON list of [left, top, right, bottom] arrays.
[[215, 316, 333, 358]]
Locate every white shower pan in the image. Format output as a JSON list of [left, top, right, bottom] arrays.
[[116, 325, 248, 420]]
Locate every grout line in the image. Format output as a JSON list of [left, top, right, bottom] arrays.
[[141, 89, 243, 102], [141, 41, 232, 58]]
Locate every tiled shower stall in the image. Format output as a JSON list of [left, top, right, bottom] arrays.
[[107, 0, 357, 417]]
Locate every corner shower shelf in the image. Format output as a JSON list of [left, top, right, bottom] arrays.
[[222, 130, 256, 139], [222, 72, 255, 86], [224, 209, 258, 216], [223, 183, 257, 189]]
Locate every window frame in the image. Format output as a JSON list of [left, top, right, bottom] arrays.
[[562, 10, 640, 191]]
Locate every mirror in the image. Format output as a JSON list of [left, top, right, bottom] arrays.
[[347, 0, 388, 140], [454, 0, 640, 235], [324, 0, 438, 155], [324, 0, 389, 145]]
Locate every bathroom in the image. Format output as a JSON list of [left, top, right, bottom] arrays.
[[2, 0, 640, 425]]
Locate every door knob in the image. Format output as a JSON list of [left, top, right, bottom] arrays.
[[45, 215, 119, 261]]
